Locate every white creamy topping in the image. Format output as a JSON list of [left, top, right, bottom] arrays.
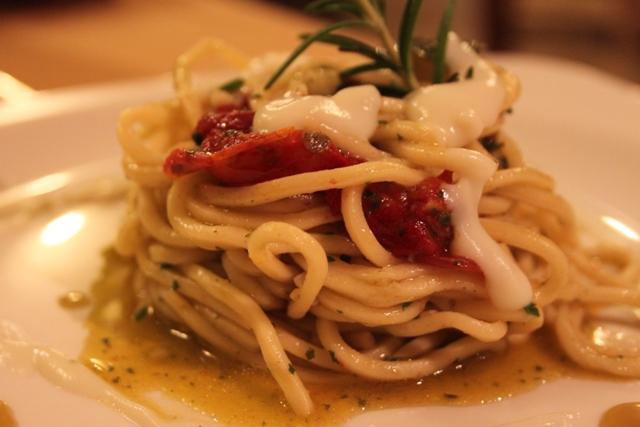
[[253, 85, 383, 159], [444, 153, 532, 310], [403, 31, 531, 309], [405, 32, 505, 147]]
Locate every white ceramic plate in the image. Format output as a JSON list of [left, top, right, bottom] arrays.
[[1, 55, 639, 427]]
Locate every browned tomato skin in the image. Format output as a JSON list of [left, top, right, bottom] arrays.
[[164, 127, 359, 186]]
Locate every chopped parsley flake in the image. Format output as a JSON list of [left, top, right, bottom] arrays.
[[363, 190, 382, 211], [134, 306, 150, 321], [327, 255, 335, 262], [523, 303, 540, 317], [219, 77, 244, 93], [465, 66, 474, 79], [446, 72, 460, 83], [401, 302, 411, 310], [498, 156, 509, 169], [159, 262, 174, 269], [305, 348, 315, 360], [171, 280, 180, 291], [437, 211, 451, 226], [480, 135, 503, 152], [288, 363, 296, 374]]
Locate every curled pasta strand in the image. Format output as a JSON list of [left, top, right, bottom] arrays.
[[385, 311, 508, 342], [248, 222, 329, 319], [316, 318, 506, 381]]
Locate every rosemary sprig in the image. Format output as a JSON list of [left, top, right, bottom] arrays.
[[264, 19, 367, 90], [265, 0, 423, 91], [265, 0, 459, 92], [398, 0, 423, 88], [299, 32, 398, 71], [370, 0, 385, 15], [432, 0, 457, 84], [339, 61, 389, 79], [306, 0, 363, 16]]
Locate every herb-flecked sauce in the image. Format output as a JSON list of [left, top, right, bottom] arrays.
[[80, 250, 616, 427]]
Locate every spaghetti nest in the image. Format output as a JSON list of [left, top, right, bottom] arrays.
[[114, 38, 640, 416]]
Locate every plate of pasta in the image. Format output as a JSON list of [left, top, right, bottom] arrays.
[[1, 1, 640, 427]]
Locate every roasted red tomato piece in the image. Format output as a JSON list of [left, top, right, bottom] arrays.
[[164, 129, 359, 186], [192, 108, 255, 149], [362, 178, 481, 273], [324, 176, 480, 273]]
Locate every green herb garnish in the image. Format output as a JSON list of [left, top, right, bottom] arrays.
[[480, 135, 502, 152], [498, 156, 509, 169], [327, 255, 336, 262], [437, 211, 452, 226], [306, 0, 363, 16], [288, 363, 296, 374], [465, 66, 474, 79], [134, 306, 150, 321], [523, 303, 540, 317], [401, 301, 411, 310], [398, 0, 423, 88], [363, 190, 382, 211], [219, 77, 244, 93], [171, 280, 180, 291], [446, 72, 459, 83], [432, 0, 458, 83], [267, 0, 434, 92], [264, 19, 367, 90], [305, 348, 316, 360]]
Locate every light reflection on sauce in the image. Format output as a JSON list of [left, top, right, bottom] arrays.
[[599, 402, 640, 427], [0, 401, 17, 427], [81, 250, 618, 427]]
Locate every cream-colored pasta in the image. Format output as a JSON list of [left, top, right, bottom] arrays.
[[115, 38, 640, 418]]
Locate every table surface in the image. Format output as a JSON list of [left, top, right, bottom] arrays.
[[0, 0, 338, 90]]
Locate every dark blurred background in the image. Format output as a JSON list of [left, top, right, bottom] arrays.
[[1, 0, 638, 90]]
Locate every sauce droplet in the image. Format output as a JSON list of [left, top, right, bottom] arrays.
[[0, 401, 17, 427], [58, 290, 90, 309], [600, 402, 640, 427]]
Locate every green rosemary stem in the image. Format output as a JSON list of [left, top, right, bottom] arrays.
[[356, 0, 418, 90]]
